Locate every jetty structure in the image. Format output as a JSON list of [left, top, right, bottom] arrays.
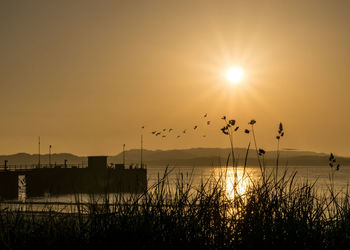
[[0, 156, 147, 200]]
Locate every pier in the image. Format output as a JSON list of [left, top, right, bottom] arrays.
[[0, 156, 147, 200]]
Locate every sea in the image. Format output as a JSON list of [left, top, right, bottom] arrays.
[[1, 165, 350, 212]]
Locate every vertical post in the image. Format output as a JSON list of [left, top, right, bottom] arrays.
[[38, 136, 41, 168], [140, 135, 143, 168], [18, 175, 26, 202], [49, 145, 52, 168], [123, 144, 126, 166], [4, 160, 7, 171]]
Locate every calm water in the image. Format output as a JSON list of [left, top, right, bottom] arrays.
[[147, 165, 350, 196], [24, 165, 350, 201], [2, 165, 350, 212]]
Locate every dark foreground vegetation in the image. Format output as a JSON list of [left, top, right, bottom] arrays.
[[0, 167, 350, 250], [1, 120, 348, 249]]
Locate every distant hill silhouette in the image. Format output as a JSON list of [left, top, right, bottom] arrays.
[[0, 148, 349, 167], [110, 148, 350, 166], [109, 148, 350, 166], [0, 153, 86, 166]]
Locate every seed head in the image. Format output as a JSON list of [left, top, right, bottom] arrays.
[[249, 120, 256, 125]]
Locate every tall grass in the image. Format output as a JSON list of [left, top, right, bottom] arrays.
[[1, 167, 349, 249], [0, 121, 349, 249]]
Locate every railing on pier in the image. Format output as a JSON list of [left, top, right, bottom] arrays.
[[0, 163, 88, 171], [0, 163, 147, 171]]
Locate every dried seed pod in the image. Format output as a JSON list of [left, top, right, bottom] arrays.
[[249, 119, 256, 125], [258, 148, 266, 155], [221, 127, 229, 135], [279, 122, 283, 133]]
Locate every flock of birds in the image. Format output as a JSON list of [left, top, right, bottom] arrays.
[[141, 113, 211, 140]]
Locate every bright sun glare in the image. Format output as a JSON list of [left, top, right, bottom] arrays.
[[226, 67, 244, 84]]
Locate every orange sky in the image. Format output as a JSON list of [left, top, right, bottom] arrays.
[[1, 1, 350, 156]]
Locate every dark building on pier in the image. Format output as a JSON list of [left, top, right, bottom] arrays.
[[0, 156, 147, 200]]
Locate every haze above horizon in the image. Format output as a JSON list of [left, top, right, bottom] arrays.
[[1, 1, 350, 156]]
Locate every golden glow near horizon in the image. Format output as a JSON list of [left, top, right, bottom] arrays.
[[226, 67, 244, 84], [1, 1, 350, 156]]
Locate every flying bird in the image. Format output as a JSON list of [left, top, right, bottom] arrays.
[[156, 132, 161, 136], [207, 121, 210, 125], [169, 128, 173, 132], [183, 130, 186, 134], [141, 126, 145, 129], [194, 125, 198, 130], [177, 135, 181, 138], [204, 113, 207, 118], [152, 131, 157, 134], [163, 128, 166, 132], [162, 135, 166, 138]]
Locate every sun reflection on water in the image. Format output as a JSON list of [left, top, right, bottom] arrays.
[[213, 167, 250, 200]]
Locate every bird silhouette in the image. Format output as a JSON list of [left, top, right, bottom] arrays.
[[183, 130, 186, 134], [207, 121, 210, 125], [169, 128, 173, 132], [162, 135, 166, 138], [163, 128, 166, 132], [151, 131, 157, 134], [194, 125, 198, 130], [204, 113, 207, 118], [156, 132, 161, 136], [177, 135, 181, 138]]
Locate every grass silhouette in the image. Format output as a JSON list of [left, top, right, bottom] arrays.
[[0, 120, 348, 249]]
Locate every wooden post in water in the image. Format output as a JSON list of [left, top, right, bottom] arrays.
[[38, 136, 41, 168], [49, 145, 52, 168], [140, 135, 143, 168], [123, 144, 126, 166]]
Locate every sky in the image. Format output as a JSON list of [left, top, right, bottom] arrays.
[[1, 0, 350, 156]]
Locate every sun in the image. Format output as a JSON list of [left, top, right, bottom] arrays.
[[226, 67, 244, 84]]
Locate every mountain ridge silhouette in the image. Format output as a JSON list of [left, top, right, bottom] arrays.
[[0, 148, 348, 166]]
